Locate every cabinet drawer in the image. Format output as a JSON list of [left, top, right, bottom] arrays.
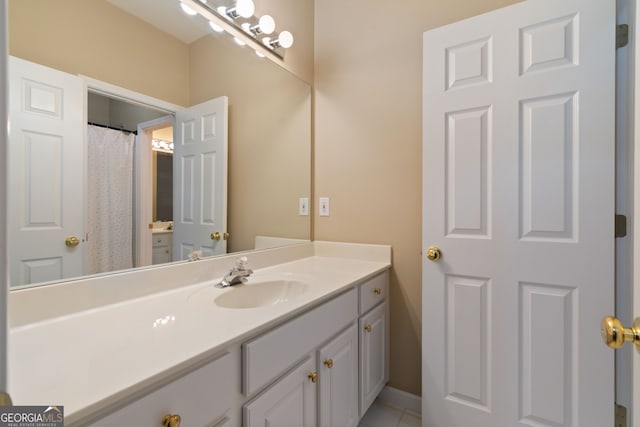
[[152, 233, 171, 247], [359, 271, 388, 314], [90, 352, 233, 427], [243, 288, 358, 396]]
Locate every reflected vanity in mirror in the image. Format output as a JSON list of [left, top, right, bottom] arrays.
[[7, 0, 311, 288]]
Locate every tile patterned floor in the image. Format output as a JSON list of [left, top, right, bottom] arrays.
[[358, 399, 421, 427]]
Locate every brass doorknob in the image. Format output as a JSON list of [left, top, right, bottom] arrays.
[[65, 236, 80, 247], [426, 246, 442, 262], [162, 414, 181, 427], [211, 232, 221, 241], [324, 358, 333, 369], [223, 232, 229, 240], [364, 324, 372, 333], [601, 316, 640, 349], [307, 372, 318, 383]]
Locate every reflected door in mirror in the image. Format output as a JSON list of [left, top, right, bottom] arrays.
[[8, 57, 85, 286]]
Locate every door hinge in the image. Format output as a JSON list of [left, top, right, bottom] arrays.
[[616, 403, 627, 427], [616, 214, 627, 238], [617, 24, 629, 49]]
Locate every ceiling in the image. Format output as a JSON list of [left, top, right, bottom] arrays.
[[107, 0, 212, 44]]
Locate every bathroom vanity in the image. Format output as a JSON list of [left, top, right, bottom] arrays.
[[8, 242, 390, 426]]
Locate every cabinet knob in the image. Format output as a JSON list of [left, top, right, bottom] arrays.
[[307, 372, 318, 383], [374, 288, 382, 296], [162, 414, 181, 427], [364, 324, 372, 333], [323, 358, 334, 369]]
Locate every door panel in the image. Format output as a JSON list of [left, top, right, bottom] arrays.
[[8, 56, 85, 286], [422, 1, 615, 426], [173, 97, 228, 260]]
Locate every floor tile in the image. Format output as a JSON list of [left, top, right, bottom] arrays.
[[359, 401, 404, 427], [398, 411, 421, 427]]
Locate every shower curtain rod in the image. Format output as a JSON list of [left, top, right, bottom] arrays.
[[88, 122, 137, 135]]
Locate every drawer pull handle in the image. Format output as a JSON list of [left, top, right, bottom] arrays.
[[374, 288, 382, 295], [324, 358, 334, 369], [364, 324, 372, 333], [308, 372, 318, 383], [162, 414, 181, 427]]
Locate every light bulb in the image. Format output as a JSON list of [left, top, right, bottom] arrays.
[[241, 22, 252, 34], [235, 0, 255, 18], [209, 21, 224, 32], [258, 15, 275, 35], [278, 31, 293, 48], [180, 3, 197, 15]]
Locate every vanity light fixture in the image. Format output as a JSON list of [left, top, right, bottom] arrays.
[[152, 139, 174, 153], [220, 0, 255, 20], [241, 15, 275, 36], [179, 0, 293, 60], [263, 30, 294, 50]]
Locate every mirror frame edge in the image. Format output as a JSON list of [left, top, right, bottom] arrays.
[[1, 0, 9, 393]]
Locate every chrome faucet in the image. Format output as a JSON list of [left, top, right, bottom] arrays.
[[216, 256, 253, 288]]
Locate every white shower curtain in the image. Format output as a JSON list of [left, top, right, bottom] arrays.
[[87, 125, 135, 275]]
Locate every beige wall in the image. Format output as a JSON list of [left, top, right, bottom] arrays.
[[8, 0, 190, 106], [189, 35, 311, 252], [313, 0, 520, 395]]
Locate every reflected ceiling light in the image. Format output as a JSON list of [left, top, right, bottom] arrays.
[[180, 3, 198, 15], [263, 30, 293, 50], [180, 0, 206, 15], [209, 20, 224, 32], [242, 15, 275, 36], [255, 50, 265, 58], [234, 37, 247, 46]]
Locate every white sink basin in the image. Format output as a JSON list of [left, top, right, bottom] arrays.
[[214, 280, 309, 309]]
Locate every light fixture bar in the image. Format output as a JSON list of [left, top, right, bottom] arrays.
[[180, 0, 283, 60]]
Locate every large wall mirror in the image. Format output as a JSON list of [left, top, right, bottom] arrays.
[[7, 0, 311, 288]]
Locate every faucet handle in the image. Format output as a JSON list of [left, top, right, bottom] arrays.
[[236, 256, 249, 270]]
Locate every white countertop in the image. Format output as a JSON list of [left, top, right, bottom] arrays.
[[8, 242, 391, 424]]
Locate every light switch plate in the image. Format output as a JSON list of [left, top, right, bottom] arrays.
[[319, 197, 330, 216], [299, 197, 309, 216]]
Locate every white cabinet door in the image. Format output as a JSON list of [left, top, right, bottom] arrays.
[[173, 96, 228, 260], [318, 324, 358, 427], [244, 356, 317, 427], [422, 0, 615, 426], [359, 301, 389, 417], [8, 56, 86, 286]]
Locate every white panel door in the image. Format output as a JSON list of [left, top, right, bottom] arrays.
[[173, 96, 228, 260], [422, 1, 615, 426], [8, 56, 85, 287], [318, 323, 358, 427]]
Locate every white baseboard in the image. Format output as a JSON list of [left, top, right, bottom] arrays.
[[378, 386, 421, 415]]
